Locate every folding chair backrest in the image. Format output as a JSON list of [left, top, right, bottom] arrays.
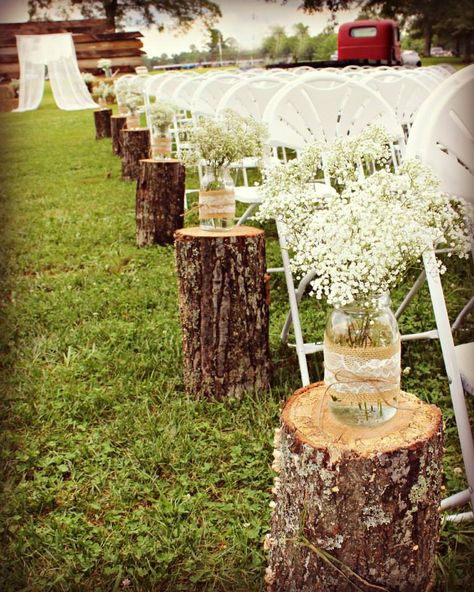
[[262, 72, 404, 152], [192, 74, 241, 118], [406, 65, 474, 203], [364, 70, 432, 128], [216, 75, 285, 120]]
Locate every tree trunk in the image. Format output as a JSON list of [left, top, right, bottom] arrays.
[[462, 31, 471, 62], [265, 383, 443, 592], [103, 0, 118, 30], [175, 226, 271, 400], [111, 114, 126, 156], [121, 128, 150, 181], [136, 159, 185, 246], [423, 22, 433, 57], [93, 108, 112, 139]]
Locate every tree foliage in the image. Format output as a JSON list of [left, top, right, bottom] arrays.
[[27, 0, 221, 30]]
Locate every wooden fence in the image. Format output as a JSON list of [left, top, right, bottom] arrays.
[[0, 19, 144, 79]]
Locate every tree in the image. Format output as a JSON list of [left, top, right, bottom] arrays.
[[262, 26, 292, 61], [27, 0, 221, 31]]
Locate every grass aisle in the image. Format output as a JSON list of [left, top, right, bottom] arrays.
[[0, 86, 473, 591]]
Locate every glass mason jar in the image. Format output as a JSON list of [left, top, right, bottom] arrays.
[[150, 127, 172, 160], [103, 67, 112, 78], [126, 112, 140, 129], [199, 165, 235, 231], [323, 293, 400, 426]]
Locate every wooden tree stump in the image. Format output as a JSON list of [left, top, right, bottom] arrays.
[[265, 383, 443, 592], [136, 159, 185, 246], [121, 128, 150, 181], [111, 114, 127, 156], [93, 108, 112, 139], [175, 226, 271, 399]]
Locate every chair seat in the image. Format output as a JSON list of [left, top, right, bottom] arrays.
[[234, 186, 262, 204], [455, 342, 474, 395]]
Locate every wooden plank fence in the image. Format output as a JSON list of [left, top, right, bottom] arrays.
[[0, 19, 144, 79]]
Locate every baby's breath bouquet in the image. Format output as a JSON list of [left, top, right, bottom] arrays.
[[185, 110, 268, 172], [149, 101, 177, 159], [257, 126, 472, 307], [186, 111, 268, 230], [257, 125, 473, 426], [97, 58, 112, 77], [149, 101, 177, 134], [93, 81, 115, 107]]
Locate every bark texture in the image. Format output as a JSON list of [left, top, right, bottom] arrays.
[[136, 159, 185, 246], [266, 383, 443, 592], [111, 114, 126, 156], [121, 128, 150, 181], [93, 108, 112, 139], [175, 226, 271, 399]]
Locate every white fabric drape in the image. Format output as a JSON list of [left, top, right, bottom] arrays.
[[15, 33, 98, 112]]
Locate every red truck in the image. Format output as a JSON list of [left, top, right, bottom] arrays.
[[338, 19, 401, 65], [268, 19, 402, 70]]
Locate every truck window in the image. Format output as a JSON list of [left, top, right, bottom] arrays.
[[350, 26, 377, 38]]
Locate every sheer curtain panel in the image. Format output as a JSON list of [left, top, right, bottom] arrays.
[[15, 33, 98, 112]]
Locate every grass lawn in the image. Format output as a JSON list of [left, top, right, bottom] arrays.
[[0, 84, 473, 592]]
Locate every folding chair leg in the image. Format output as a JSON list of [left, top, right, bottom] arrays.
[[280, 270, 317, 344], [277, 222, 311, 386], [423, 250, 474, 516], [395, 269, 426, 320], [237, 203, 258, 225]]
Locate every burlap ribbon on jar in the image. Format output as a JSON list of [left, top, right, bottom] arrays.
[[323, 333, 401, 405], [151, 136, 172, 156], [199, 189, 235, 220]]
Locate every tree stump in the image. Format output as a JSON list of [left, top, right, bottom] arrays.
[[111, 114, 127, 156], [265, 383, 443, 592], [175, 226, 271, 399], [136, 159, 185, 246], [93, 108, 112, 139], [121, 128, 150, 181]]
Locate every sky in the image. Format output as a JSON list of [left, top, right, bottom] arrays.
[[0, 0, 359, 56]]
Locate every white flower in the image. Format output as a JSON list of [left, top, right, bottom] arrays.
[[184, 110, 268, 168], [97, 58, 112, 70], [149, 101, 177, 134], [256, 126, 473, 307]]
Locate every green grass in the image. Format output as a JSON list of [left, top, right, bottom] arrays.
[[0, 85, 473, 592]]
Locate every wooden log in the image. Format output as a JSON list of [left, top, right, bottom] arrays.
[[121, 128, 150, 181], [93, 108, 112, 140], [266, 383, 444, 592], [111, 115, 127, 156], [175, 226, 271, 399], [136, 159, 185, 246]]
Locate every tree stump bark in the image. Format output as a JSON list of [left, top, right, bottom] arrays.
[[111, 114, 127, 156], [175, 226, 271, 399], [265, 383, 443, 592], [93, 108, 112, 140], [121, 128, 150, 181], [136, 159, 185, 246]]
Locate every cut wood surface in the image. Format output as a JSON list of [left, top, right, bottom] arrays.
[[121, 129, 150, 181], [266, 382, 444, 592], [111, 115, 127, 156], [136, 159, 185, 246], [175, 226, 271, 399], [93, 109, 112, 140]]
